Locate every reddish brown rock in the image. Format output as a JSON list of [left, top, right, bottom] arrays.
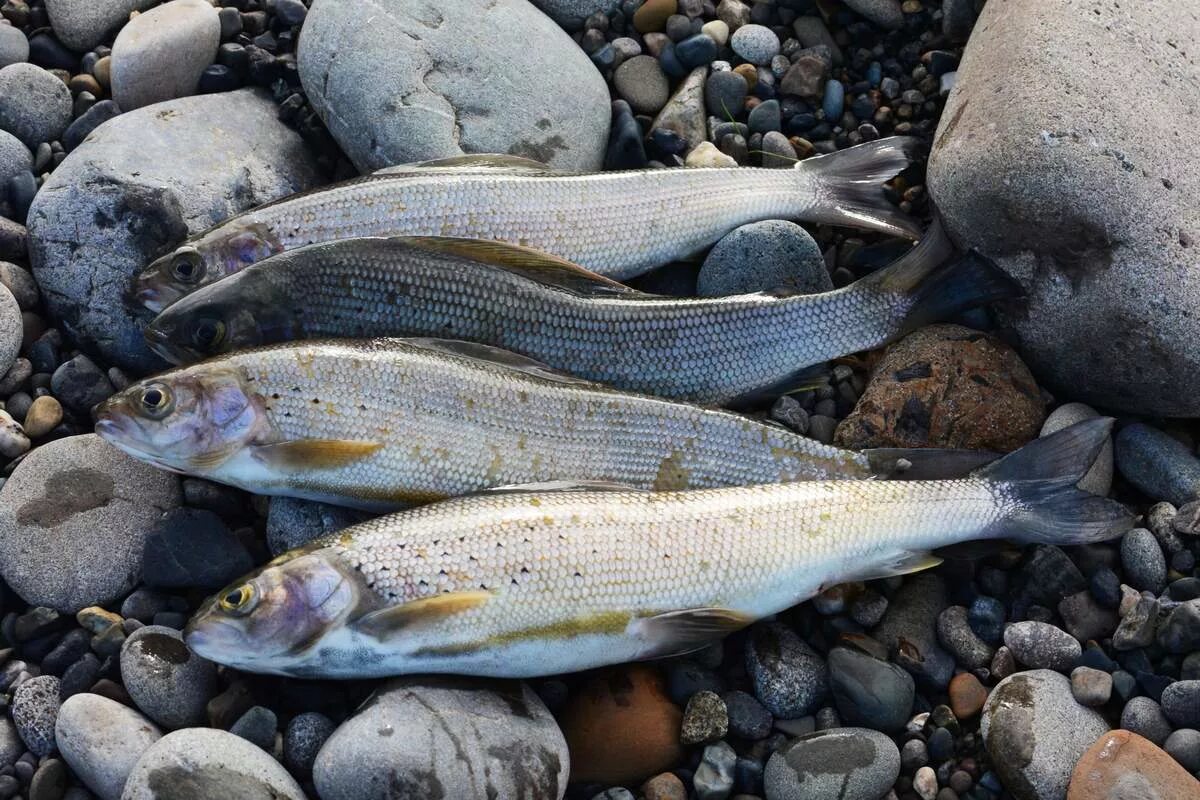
[[949, 672, 988, 720], [642, 771, 687, 800], [1068, 729, 1200, 800], [835, 324, 1045, 453], [560, 664, 684, 785]]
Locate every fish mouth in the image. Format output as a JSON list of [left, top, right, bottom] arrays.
[[143, 324, 193, 365], [126, 277, 180, 315]]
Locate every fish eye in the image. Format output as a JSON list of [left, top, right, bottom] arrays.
[[191, 318, 227, 351], [139, 383, 174, 419], [219, 584, 257, 616], [171, 248, 205, 284]]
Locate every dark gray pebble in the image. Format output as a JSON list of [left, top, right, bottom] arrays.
[[827, 646, 913, 733], [141, 508, 254, 589], [284, 712, 335, 777]]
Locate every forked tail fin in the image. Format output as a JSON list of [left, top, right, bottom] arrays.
[[976, 419, 1134, 545], [794, 137, 924, 240]]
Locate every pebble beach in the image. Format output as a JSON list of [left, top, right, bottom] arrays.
[[0, 1, 1197, 799]]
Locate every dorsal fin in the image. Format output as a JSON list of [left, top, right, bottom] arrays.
[[403, 338, 597, 387], [374, 154, 556, 176], [399, 237, 637, 297], [483, 480, 646, 494]]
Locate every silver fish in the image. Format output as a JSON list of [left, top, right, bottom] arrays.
[[93, 337, 938, 511], [143, 225, 1020, 405], [130, 138, 922, 312], [182, 420, 1130, 678]]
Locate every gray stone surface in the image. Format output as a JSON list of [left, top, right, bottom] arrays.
[[0, 718, 23, 765], [0, 24, 27, 70], [55, 693, 162, 800], [27, 88, 323, 372], [0, 434, 181, 612], [981, 670, 1110, 800], [1003, 621, 1082, 672], [121, 728, 306, 800], [744, 622, 828, 719], [843, 0, 904, 29], [12, 675, 61, 757], [313, 677, 568, 800], [0, 63, 72, 147], [110, 0, 219, 111], [613, 55, 670, 115], [0, 260, 38, 309], [652, 66, 707, 148], [298, 0, 609, 173], [698, 220, 830, 296], [929, 1, 1200, 415], [873, 572, 955, 688], [529, 0, 619, 28], [764, 727, 900, 800], [265, 496, 368, 557], [0, 281, 18, 378], [119, 625, 217, 730], [1039, 403, 1112, 495], [44, 0, 159, 52]]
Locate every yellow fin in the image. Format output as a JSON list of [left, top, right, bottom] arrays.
[[631, 607, 755, 659], [401, 237, 637, 297], [253, 439, 383, 470], [847, 550, 942, 583], [353, 591, 493, 641]]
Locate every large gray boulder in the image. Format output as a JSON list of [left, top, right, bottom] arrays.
[[0, 434, 181, 612], [27, 89, 324, 373], [44, 0, 160, 52], [929, 1, 1200, 416], [298, 0, 609, 173], [313, 677, 569, 800]]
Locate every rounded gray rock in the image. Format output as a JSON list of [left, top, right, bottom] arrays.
[[0, 434, 181, 612], [744, 622, 827, 719], [0, 24, 27, 69], [283, 712, 335, 778], [0, 281, 18, 378], [613, 55, 670, 114], [28, 88, 323, 372], [730, 24, 779, 65], [55, 693, 162, 800], [121, 728, 305, 800], [528, 0, 619, 28], [981, 670, 1110, 800], [1121, 696, 1173, 746], [45, 0, 159, 52], [1120, 527, 1167, 593], [1164, 728, 1200, 773], [1002, 621, 1082, 672], [699, 220, 830, 296], [1161, 680, 1200, 728], [0, 717, 23, 765], [313, 677, 569, 800], [266, 496, 366, 557], [110, 0, 220, 111], [843, 0, 904, 29], [12, 675, 62, 757], [0, 128, 30, 193], [298, 0, 610, 173], [764, 727, 900, 800], [1040, 402, 1112, 495], [0, 63, 72, 148], [936, 605, 995, 671], [0, 260, 38, 309], [872, 572, 955, 688], [119, 625, 218, 730]]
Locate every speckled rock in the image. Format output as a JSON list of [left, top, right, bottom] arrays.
[[929, 1, 1200, 415], [0, 281, 17, 378], [44, 0, 160, 51], [836, 324, 1045, 452], [1041, 403, 1112, 495], [121, 728, 306, 800], [265, 496, 367, 557], [0, 130, 31, 193], [1067, 730, 1200, 800], [1003, 621, 1083, 672], [698, 220, 830, 296], [55, 693, 161, 800], [299, 0, 609, 172], [764, 727, 901, 800], [27, 89, 323, 372], [982, 670, 1110, 800], [315, 677, 568, 800], [1161, 681, 1200, 729], [745, 622, 828, 719], [844, 0, 904, 29], [0, 63, 72, 148], [0, 434, 181, 612], [12, 675, 61, 757], [0, 25, 28, 69], [110, 0, 220, 110], [119, 625, 218, 730]]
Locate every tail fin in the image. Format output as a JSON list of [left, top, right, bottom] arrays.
[[889, 249, 1024, 335], [977, 419, 1134, 546], [795, 137, 923, 240]]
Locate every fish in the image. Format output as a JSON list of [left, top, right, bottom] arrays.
[[92, 337, 967, 511], [181, 419, 1132, 678], [129, 138, 923, 312], [143, 223, 1021, 405]]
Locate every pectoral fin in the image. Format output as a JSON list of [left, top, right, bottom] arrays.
[[353, 591, 494, 641], [253, 439, 383, 470], [630, 607, 755, 659]]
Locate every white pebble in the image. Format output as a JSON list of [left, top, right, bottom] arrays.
[[701, 19, 729, 46], [0, 408, 29, 458], [685, 141, 737, 168]]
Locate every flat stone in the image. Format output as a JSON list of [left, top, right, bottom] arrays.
[[1067, 730, 1200, 800], [44, 0, 159, 51], [111, 0, 219, 111], [299, 0, 609, 172], [28, 89, 323, 372], [873, 572, 955, 689], [651, 65, 708, 148], [928, 1, 1200, 415], [764, 727, 900, 800], [121, 728, 305, 800], [119, 625, 218, 730], [827, 646, 914, 733], [0, 434, 181, 612], [614, 54, 670, 114], [55, 693, 162, 800], [698, 220, 829, 296]]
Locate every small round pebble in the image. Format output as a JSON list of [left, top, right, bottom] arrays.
[[699, 220, 829, 296], [284, 712, 335, 777], [1070, 666, 1113, 707], [12, 675, 61, 757], [55, 692, 162, 800], [21, 395, 63, 438], [693, 741, 736, 798], [1121, 696, 1174, 745], [119, 625, 218, 730], [1163, 728, 1200, 773], [744, 622, 828, 719], [0, 63, 72, 147], [1120, 527, 1167, 593], [1002, 621, 1081, 671], [230, 706, 277, 752], [730, 23, 779, 65], [613, 55, 670, 114], [1161, 680, 1200, 728], [722, 690, 771, 740]]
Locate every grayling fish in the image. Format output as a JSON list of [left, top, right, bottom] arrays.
[[143, 224, 1020, 405], [92, 337, 953, 511], [182, 420, 1131, 678], [130, 138, 922, 312]]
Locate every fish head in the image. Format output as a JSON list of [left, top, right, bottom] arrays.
[[129, 223, 280, 313], [93, 365, 267, 473], [144, 271, 293, 364], [184, 552, 360, 669]]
